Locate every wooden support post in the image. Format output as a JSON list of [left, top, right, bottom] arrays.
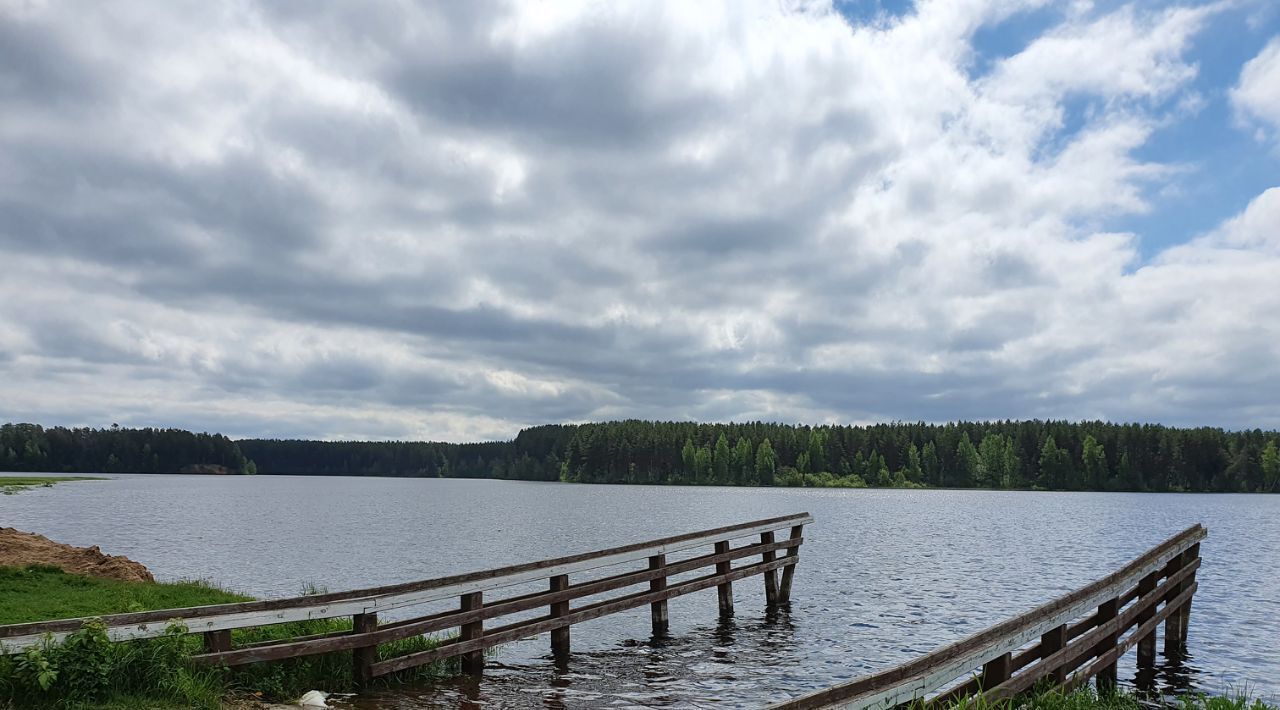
[[649, 554, 669, 635], [979, 652, 1012, 691], [1164, 545, 1198, 654], [352, 612, 378, 687], [778, 524, 803, 603], [1094, 598, 1119, 690], [1135, 570, 1160, 669], [550, 574, 570, 657], [460, 592, 484, 674], [202, 629, 232, 654], [1041, 624, 1067, 686], [1177, 543, 1200, 645], [761, 531, 779, 607], [714, 541, 734, 617]]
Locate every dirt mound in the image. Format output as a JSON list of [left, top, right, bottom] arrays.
[[0, 528, 155, 583]]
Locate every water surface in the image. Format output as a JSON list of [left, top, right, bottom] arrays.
[[2, 475, 1276, 707]]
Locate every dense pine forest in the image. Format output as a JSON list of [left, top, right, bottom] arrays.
[[0, 423, 250, 475], [4, 420, 1277, 492]]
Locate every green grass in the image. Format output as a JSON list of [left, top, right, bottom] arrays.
[[934, 686, 1277, 710], [0, 566, 456, 709], [0, 477, 103, 495], [0, 566, 250, 626]]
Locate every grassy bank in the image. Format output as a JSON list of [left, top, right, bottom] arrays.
[[0, 477, 103, 495], [0, 566, 455, 709], [938, 687, 1276, 710]]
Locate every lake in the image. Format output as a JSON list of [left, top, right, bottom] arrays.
[[1, 475, 1277, 707]]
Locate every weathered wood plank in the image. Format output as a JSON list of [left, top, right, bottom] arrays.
[[715, 541, 734, 616], [766, 525, 1205, 710], [650, 554, 669, 635], [778, 524, 804, 603], [351, 612, 377, 687], [191, 538, 804, 667], [368, 555, 797, 677], [1134, 570, 1159, 668], [460, 592, 483, 674], [0, 514, 812, 652], [550, 575, 570, 656], [762, 531, 779, 607]]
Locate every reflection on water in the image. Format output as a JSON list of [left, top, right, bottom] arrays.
[[1, 475, 1277, 707]]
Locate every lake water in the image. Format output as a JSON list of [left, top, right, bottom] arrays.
[[2, 475, 1277, 708]]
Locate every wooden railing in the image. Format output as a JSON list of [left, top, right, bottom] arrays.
[[0, 513, 812, 683], [769, 524, 1206, 710]]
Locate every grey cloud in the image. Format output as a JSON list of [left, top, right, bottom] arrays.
[[0, 1, 1276, 439]]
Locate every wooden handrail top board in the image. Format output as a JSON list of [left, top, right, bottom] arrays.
[[0, 512, 812, 652], [188, 538, 804, 667], [768, 524, 1206, 710]]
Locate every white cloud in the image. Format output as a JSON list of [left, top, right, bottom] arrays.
[[0, 0, 1277, 438], [1232, 37, 1280, 143]]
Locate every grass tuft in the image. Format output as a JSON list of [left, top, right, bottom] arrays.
[[0, 567, 456, 708]]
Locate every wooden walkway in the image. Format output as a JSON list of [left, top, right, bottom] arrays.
[[769, 524, 1206, 709], [0, 513, 812, 683]]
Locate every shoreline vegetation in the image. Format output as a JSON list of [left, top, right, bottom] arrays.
[[0, 477, 103, 496], [3, 420, 1278, 493], [0, 555, 455, 709], [1, 569, 1274, 710]]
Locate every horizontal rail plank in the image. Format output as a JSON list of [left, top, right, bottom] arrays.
[[0, 513, 812, 652], [192, 538, 802, 667], [369, 555, 798, 677], [768, 524, 1204, 710]]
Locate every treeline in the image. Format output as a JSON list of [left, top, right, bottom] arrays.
[[0, 423, 250, 474], [5, 420, 1279, 492], [245, 420, 1280, 493]]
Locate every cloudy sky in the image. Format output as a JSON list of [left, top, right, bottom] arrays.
[[2, 0, 1278, 441]]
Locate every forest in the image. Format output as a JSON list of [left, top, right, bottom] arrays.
[[4, 419, 1275, 492], [0, 423, 250, 475]]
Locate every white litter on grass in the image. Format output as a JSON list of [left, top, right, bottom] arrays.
[[298, 690, 329, 707]]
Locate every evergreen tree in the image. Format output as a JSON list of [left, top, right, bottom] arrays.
[[733, 437, 754, 485], [713, 433, 731, 484], [954, 433, 979, 487], [755, 438, 776, 486], [1262, 440, 1280, 493], [1082, 435, 1109, 490]]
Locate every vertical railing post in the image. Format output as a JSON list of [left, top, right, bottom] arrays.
[[777, 524, 804, 603], [714, 541, 734, 617], [1135, 569, 1160, 669], [1094, 597, 1119, 690], [761, 531, 779, 607], [1165, 543, 1199, 653], [979, 652, 1012, 691], [550, 574, 570, 657], [1040, 624, 1067, 686], [352, 612, 378, 686], [649, 554, 669, 635], [460, 592, 484, 674], [202, 629, 231, 654]]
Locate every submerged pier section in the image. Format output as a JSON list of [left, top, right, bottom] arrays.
[[0, 512, 812, 683], [770, 524, 1206, 709]]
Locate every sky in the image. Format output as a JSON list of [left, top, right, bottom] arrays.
[[1, 0, 1278, 442]]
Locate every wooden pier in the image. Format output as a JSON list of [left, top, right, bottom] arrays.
[[770, 524, 1206, 710], [0, 513, 812, 683]]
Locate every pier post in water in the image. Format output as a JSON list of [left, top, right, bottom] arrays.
[[649, 554, 669, 635], [1095, 597, 1119, 690], [1135, 570, 1160, 668], [715, 541, 734, 616], [460, 592, 484, 674], [761, 531, 779, 607], [1164, 543, 1199, 654], [550, 574, 570, 657], [778, 523, 804, 603]]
